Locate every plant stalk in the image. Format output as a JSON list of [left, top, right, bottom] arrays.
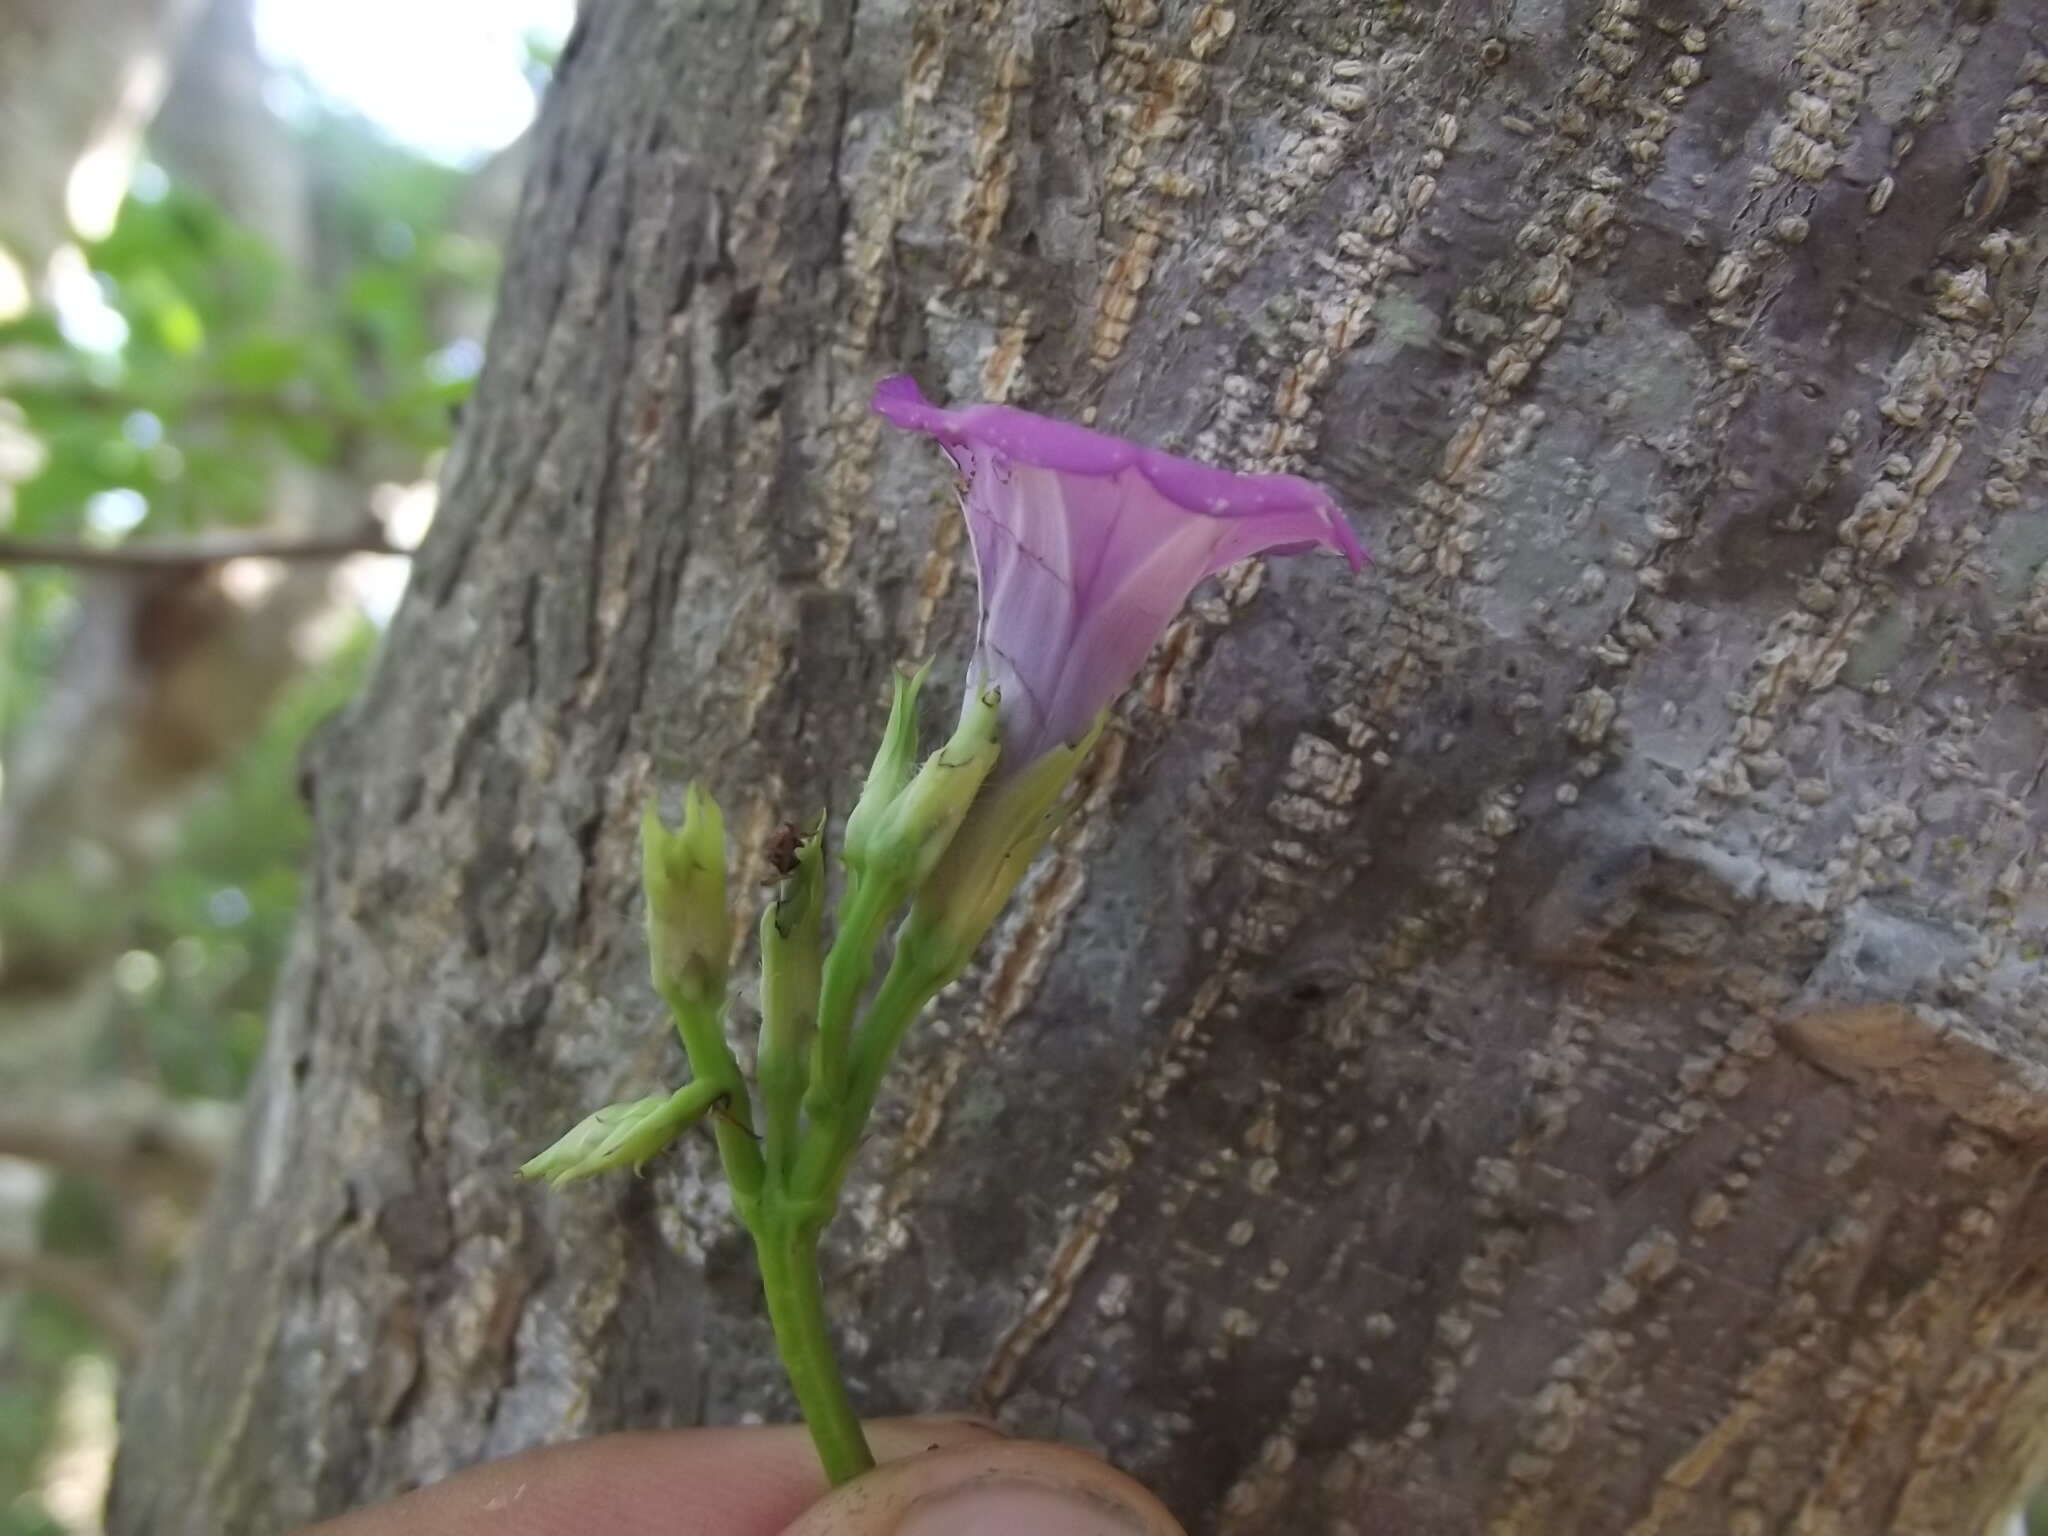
[[752, 1218, 874, 1485]]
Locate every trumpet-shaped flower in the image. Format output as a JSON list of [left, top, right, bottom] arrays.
[[872, 374, 1365, 770]]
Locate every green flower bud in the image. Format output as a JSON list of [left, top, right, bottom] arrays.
[[642, 784, 731, 1010], [518, 1079, 723, 1187], [848, 685, 1002, 892], [841, 661, 930, 872]]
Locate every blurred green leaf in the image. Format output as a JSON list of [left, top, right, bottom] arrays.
[[120, 624, 374, 1097], [274, 413, 339, 467], [154, 301, 204, 357], [2, 139, 491, 541], [216, 335, 308, 391], [0, 1298, 103, 1536], [0, 311, 66, 350]]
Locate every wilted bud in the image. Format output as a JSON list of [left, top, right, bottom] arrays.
[[847, 686, 1002, 893], [643, 784, 731, 1010], [761, 816, 826, 988], [518, 1079, 722, 1187]]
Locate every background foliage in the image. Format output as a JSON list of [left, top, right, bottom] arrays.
[[0, 54, 509, 1530]]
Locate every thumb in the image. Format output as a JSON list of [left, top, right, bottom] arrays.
[[781, 1439, 1184, 1536]]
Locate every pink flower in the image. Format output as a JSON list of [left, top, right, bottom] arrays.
[[873, 375, 1365, 770]]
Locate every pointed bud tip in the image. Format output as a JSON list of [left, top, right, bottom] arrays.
[[643, 784, 732, 1004], [846, 664, 935, 868], [521, 1088, 719, 1188]]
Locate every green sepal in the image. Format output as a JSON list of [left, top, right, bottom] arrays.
[[898, 710, 1105, 981]]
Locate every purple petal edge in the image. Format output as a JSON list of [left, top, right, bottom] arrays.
[[873, 374, 1369, 571]]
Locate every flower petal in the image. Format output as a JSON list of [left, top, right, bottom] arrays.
[[874, 375, 1365, 767]]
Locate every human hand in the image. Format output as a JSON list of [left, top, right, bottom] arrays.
[[306, 1417, 1186, 1536]]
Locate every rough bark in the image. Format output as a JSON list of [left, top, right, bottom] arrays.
[[115, 2, 2048, 1534]]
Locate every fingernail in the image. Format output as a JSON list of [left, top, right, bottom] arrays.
[[896, 1479, 1146, 1536]]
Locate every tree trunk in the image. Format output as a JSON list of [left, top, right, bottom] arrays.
[[112, 2, 2048, 1533]]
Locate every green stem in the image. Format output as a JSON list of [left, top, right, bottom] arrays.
[[789, 934, 954, 1201], [753, 1218, 874, 1486], [758, 819, 826, 1187], [837, 945, 952, 1167], [757, 1046, 803, 1190], [663, 988, 764, 1206], [758, 939, 816, 1187], [802, 875, 897, 1130]]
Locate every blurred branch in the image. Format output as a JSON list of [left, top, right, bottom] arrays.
[[0, 530, 407, 570], [6, 379, 396, 430], [0, 1248, 150, 1357], [0, 1089, 234, 1205]]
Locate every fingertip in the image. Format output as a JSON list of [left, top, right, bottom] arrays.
[[305, 1417, 1006, 1536], [866, 1414, 1009, 1459], [781, 1439, 1183, 1536]]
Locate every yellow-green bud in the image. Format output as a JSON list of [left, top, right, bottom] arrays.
[[642, 784, 731, 1010], [518, 1079, 723, 1186]]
